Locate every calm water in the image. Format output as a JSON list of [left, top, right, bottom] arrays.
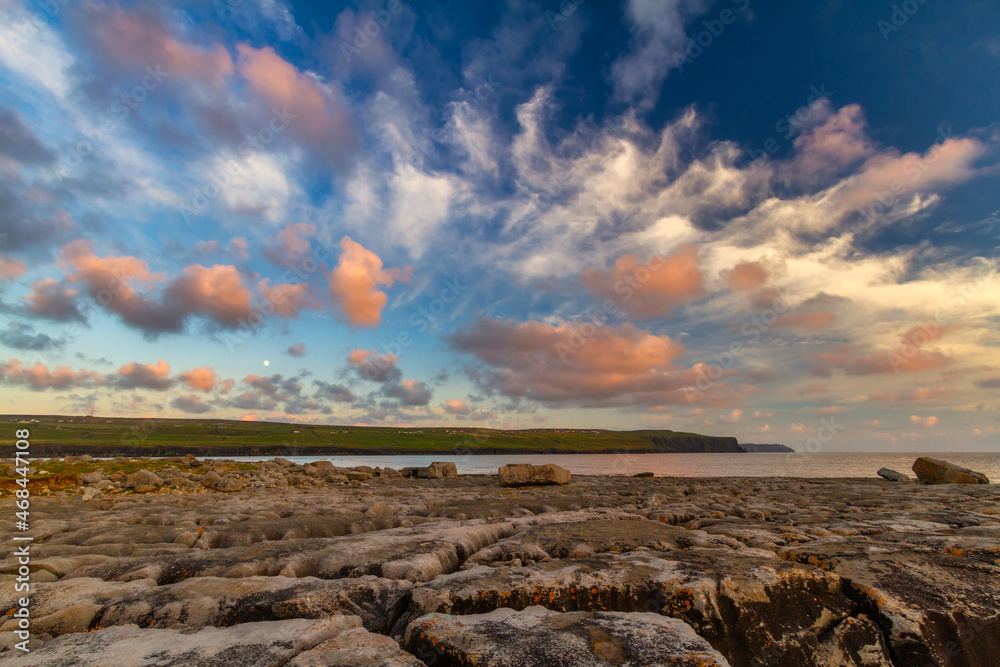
[[210, 452, 1000, 480]]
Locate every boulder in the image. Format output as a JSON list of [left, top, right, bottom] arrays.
[[412, 462, 458, 479], [912, 457, 989, 485], [124, 469, 163, 489], [877, 468, 909, 482], [201, 470, 223, 488], [78, 471, 103, 485], [275, 457, 296, 467], [498, 463, 571, 487], [404, 606, 731, 666], [183, 454, 201, 467], [311, 460, 335, 470]]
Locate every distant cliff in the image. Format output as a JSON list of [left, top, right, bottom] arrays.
[[739, 443, 794, 453], [640, 433, 744, 454]]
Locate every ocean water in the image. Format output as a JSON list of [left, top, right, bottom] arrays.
[[210, 452, 1000, 480]]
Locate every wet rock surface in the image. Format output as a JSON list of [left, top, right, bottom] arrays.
[[1, 460, 998, 666]]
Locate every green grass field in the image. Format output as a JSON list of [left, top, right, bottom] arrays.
[[3, 415, 742, 456]]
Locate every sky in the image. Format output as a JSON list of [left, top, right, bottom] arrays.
[[0, 0, 998, 451]]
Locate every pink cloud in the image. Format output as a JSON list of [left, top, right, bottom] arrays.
[[581, 244, 704, 319], [347, 348, 402, 383], [910, 415, 939, 428], [83, 4, 233, 86], [60, 240, 315, 333], [0, 256, 26, 279], [263, 222, 316, 268], [24, 279, 84, 322], [834, 137, 987, 212], [784, 103, 874, 184], [0, 358, 103, 390], [180, 366, 217, 393], [721, 261, 770, 291], [449, 318, 742, 407], [870, 387, 957, 403], [118, 360, 172, 390], [237, 45, 358, 170], [328, 237, 411, 327], [772, 310, 836, 331], [443, 399, 471, 415]]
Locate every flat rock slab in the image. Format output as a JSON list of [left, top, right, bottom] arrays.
[[286, 627, 425, 666], [8, 616, 359, 666], [876, 468, 908, 482], [404, 606, 732, 666], [498, 464, 571, 487], [913, 457, 989, 484]]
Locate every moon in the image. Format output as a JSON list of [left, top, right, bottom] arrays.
[[263, 360, 270, 366]]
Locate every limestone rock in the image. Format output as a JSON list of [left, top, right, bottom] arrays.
[[404, 606, 732, 666], [124, 469, 163, 489], [12, 617, 359, 666], [876, 468, 908, 482], [287, 627, 425, 666], [912, 457, 989, 484], [499, 463, 571, 487], [78, 471, 103, 485]]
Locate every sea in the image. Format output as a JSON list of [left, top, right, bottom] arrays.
[[208, 452, 1000, 480]]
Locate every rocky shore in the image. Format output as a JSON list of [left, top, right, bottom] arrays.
[[1, 457, 999, 666]]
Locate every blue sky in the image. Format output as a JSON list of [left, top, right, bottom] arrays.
[[1, 0, 998, 450]]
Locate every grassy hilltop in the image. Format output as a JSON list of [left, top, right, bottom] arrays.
[[4, 415, 743, 457]]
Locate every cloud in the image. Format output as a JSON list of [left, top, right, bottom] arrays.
[[287, 343, 306, 357], [722, 261, 770, 291], [180, 366, 216, 392], [974, 376, 1000, 389], [76, 3, 233, 87], [60, 240, 314, 334], [580, 244, 704, 318], [171, 394, 213, 414], [231, 237, 250, 260], [347, 348, 403, 383], [772, 310, 836, 331], [328, 236, 411, 327], [443, 399, 471, 415], [383, 378, 432, 406], [811, 344, 951, 376], [236, 44, 359, 172], [449, 317, 738, 407], [0, 323, 63, 351], [312, 380, 355, 403], [263, 222, 316, 268], [869, 387, 957, 403], [909, 415, 939, 428], [781, 103, 874, 186], [117, 360, 173, 390], [0, 358, 102, 390], [0, 256, 27, 279], [611, 0, 705, 108], [0, 108, 54, 164]]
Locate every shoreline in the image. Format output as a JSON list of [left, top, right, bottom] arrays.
[[2, 456, 998, 664]]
